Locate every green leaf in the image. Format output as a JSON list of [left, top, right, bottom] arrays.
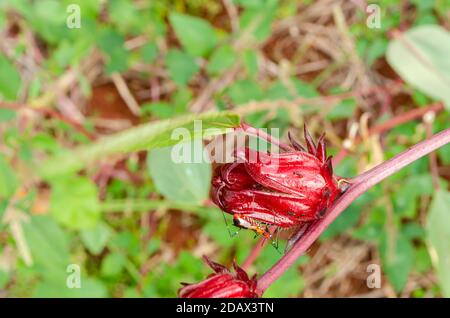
[[0, 108, 17, 122], [239, 0, 277, 43], [207, 45, 237, 75], [0, 54, 22, 100], [380, 231, 414, 292], [266, 81, 292, 100], [14, 0, 67, 44], [437, 142, 450, 165], [101, 252, 126, 277], [426, 189, 450, 297], [228, 79, 264, 104], [110, 231, 140, 256], [36, 112, 240, 178], [411, 0, 436, 12], [140, 42, 158, 63], [414, 13, 438, 26], [393, 174, 440, 218], [321, 192, 371, 239], [165, 49, 199, 86], [23, 216, 70, 278], [258, 247, 307, 298], [325, 98, 357, 120], [234, 0, 268, 7], [243, 49, 258, 77], [263, 265, 304, 298], [50, 176, 100, 229], [0, 10, 5, 29], [147, 141, 211, 204], [97, 28, 129, 73], [171, 88, 192, 114], [0, 270, 10, 289], [141, 102, 175, 119], [414, 246, 432, 274], [80, 222, 112, 255], [366, 38, 388, 66], [352, 222, 383, 242], [0, 154, 17, 199], [52, 38, 93, 69], [34, 278, 108, 298], [203, 209, 236, 247], [386, 25, 450, 109], [169, 13, 218, 57], [142, 251, 206, 297], [403, 223, 426, 240], [108, 0, 141, 34], [436, 1, 450, 17]]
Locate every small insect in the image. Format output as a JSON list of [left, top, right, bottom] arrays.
[[211, 125, 345, 246], [232, 215, 271, 239]]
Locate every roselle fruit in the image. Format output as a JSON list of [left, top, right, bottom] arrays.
[[211, 125, 341, 233], [178, 257, 257, 298]]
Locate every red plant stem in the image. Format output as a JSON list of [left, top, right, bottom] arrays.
[[368, 103, 443, 136], [240, 122, 293, 151], [0, 102, 96, 140], [256, 127, 450, 295], [333, 102, 444, 165], [242, 102, 445, 270], [241, 237, 269, 271]]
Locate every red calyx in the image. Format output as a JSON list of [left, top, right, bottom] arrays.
[[178, 256, 258, 298], [211, 125, 341, 228]]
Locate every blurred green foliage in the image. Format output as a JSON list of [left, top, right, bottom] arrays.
[[0, 0, 449, 298]]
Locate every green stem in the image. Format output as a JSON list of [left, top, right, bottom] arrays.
[[100, 199, 214, 215]]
